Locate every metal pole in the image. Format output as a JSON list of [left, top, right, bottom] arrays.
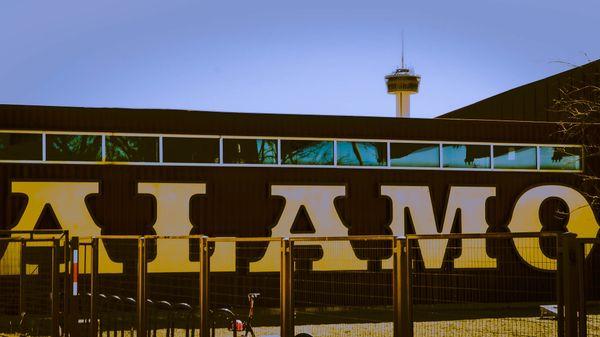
[[576, 241, 586, 337], [64, 231, 70, 336], [137, 238, 147, 337], [561, 233, 578, 337], [280, 238, 294, 337], [393, 237, 412, 337], [52, 238, 61, 337], [70, 236, 80, 337], [199, 236, 210, 337], [558, 234, 565, 337], [19, 239, 26, 316], [90, 238, 99, 337]]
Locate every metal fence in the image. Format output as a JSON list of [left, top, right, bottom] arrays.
[[0, 231, 598, 337], [0, 230, 68, 337]]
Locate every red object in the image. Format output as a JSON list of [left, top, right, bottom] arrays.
[[230, 319, 244, 332]]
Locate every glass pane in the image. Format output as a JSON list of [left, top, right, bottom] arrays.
[[390, 143, 439, 167], [0, 133, 42, 160], [47, 135, 102, 161], [281, 140, 333, 165], [106, 136, 158, 162], [540, 146, 582, 170], [337, 141, 387, 166], [163, 137, 219, 163], [493, 146, 536, 169], [443, 144, 490, 168], [223, 138, 277, 164]]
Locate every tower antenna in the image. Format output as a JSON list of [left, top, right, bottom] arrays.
[[401, 30, 405, 69], [385, 31, 420, 118]]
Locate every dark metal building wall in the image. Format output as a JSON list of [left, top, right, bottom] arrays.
[[0, 103, 583, 143], [439, 59, 600, 121]]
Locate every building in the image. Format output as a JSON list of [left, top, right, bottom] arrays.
[[0, 59, 598, 320]]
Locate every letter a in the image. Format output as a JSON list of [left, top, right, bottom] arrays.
[[250, 185, 366, 272]]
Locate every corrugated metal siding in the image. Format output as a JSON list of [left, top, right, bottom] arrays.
[[440, 59, 600, 121], [0, 163, 585, 235], [0, 103, 584, 143]]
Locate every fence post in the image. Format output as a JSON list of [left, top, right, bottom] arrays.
[[69, 236, 80, 337], [576, 240, 586, 337], [90, 238, 99, 337], [280, 238, 294, 337], [560, 233, 578, 337], [63, 231, 70, 337], [52, 238, 61, 337], [19, 238, 26, 316], [137, 237, 147, 337], [199, 236, 210, 337], [393, 237, 412, 337]]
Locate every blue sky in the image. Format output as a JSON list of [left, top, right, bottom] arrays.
[[0, 0, 598, 118]]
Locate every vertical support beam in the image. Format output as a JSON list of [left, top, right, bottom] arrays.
[[63, 232, 70, 337], [393, 237, 412, 337], [137, 238, 147, 337], [90, 238, 99, 337], [558, 234, 565, 337], [280, 238, 294, 337], [561, 233, 578, 337], [576, 241, 586, 337], [199, 236, 210, 337], [19, 239, 26, 316], [69, 236, 80, 337], [52, 239, 61, 337]]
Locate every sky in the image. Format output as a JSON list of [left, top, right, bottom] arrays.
[[0, 0, 598, 119]]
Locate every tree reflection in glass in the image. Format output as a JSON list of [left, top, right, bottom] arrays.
[[540, 146, 581, 170], [224, 139, 277, 164], [47, 135, 102, 161], [337, 141, 387, 166], [106, 136, 158, 162], [281, 140, 333, 165]]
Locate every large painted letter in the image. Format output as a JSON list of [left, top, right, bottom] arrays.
[[509, 185, 600, 270], [381, 186, 496, 269], [138, 183, 234, 272], [11, 181, 121, 272], [250, 185, 366, 272]]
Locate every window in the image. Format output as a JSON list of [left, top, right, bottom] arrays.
[[443, 144, 490, 169], [390, 143, 439, 167], [281, 140, 333, 165], [46, 134, 102, 161], [0, 133, 42, 160], [540, 146, 582, 171], [337, 141, 387, 166], [493, 146, 536, 169], [106, 136, 159, 162], [163, 137, 219, 163], [223, 138, 277, 164]]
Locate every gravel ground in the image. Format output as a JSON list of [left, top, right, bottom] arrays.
[[2, 315, 600, 337]]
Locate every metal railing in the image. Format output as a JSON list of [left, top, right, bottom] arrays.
[[1, 231, 598, 337]]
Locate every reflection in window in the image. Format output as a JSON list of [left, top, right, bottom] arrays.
[[493, 146, 536, 169], [390, 143, 439, 167], [163, 137, 219, 163], [281, 140, 333, 165], [47, 135, 102, 161], [106, 136, 158, 162], [0, 133, 42, 160], [223, 139, 277, 164], [443, 144, 490, 168], [337, 141, 386, 166], [540, 146, 582, 170]]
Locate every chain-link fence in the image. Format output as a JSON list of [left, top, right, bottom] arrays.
[[4, 231, 600, 337], [291, 237, 394, 337], [407, 233, 562, 337], [0, 230, 68, 337]]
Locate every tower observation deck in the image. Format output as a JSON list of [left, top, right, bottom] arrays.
[[385, 67, 420, 118]]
